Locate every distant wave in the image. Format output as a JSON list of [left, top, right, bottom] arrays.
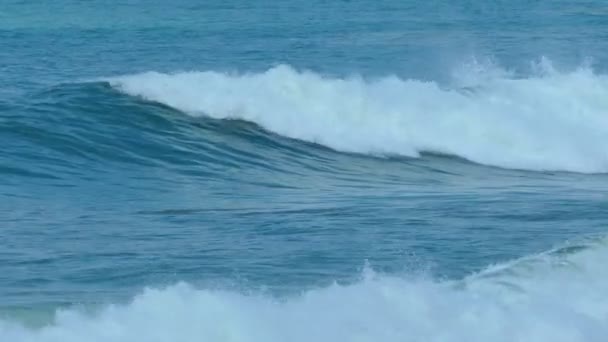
[[108, 61, 608, 173], [2, 235, 607, 341]]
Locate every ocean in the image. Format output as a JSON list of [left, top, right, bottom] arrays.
[[1, 1, 608, 341]]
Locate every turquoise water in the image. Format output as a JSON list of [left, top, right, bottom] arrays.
[[2, 1, 608, 341]]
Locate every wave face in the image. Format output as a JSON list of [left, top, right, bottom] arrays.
[[109, 62, 608, 173], [1, 236, 607, 342]]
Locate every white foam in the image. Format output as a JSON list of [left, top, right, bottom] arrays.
[[108, 61, 608, 173], [2, 237, 608, 342]]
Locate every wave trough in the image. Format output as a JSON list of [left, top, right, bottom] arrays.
[[108, 63, 608, 173]]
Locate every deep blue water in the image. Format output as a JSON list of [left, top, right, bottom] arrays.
[[2, 1, 608, 341]]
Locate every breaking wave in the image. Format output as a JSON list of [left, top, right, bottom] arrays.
[[109, 61, 608, 173], [2, 236, 607, 342]]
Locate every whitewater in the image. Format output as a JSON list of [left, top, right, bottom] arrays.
[[110, 62, 608, 173], [1, 236, 607, 342]]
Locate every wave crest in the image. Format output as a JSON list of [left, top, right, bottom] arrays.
[[109, 62, 608, 173]]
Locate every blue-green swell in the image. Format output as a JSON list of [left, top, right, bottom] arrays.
[[1, 1, 608, 341]]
